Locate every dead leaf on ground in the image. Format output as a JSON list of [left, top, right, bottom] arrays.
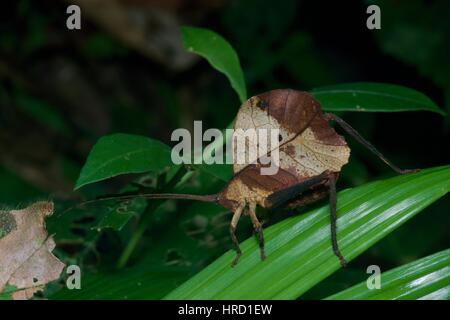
[[0, 202, 65, 300]]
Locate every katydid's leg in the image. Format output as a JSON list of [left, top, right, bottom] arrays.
[[266, 170, 330, 208], [248, 202, 266, 261], [230, 203, 245, 267], [328, 173, 347, 267], [325, 113, 418, 174], [286, 187, 329, 209]]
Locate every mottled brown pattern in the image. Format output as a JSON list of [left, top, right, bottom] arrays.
[[0, 202, 65, 300], [219, 164, 299, 211], [308, 112, 347, 146], [258, 89, 320, 135], [237, 164, 299, 193], [223, 89, 350, 210]]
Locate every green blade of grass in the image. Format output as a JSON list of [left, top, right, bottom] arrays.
[[312, 82, 444, 114], [181, 26, 247, 103], [164, 165, 450, 299], [326, 249, 450, 300]]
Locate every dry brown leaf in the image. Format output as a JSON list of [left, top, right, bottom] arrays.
[[0, 202, 65, 300]]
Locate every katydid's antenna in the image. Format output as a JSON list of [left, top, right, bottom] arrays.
[[60, 193, 219, 216]]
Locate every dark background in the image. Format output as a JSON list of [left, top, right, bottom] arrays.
[[1, 0, 449, 299]]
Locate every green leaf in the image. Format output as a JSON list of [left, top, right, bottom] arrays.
[[327, 249, 450, 300], [52, 266, 191, 300], [52, 201, 230, 300], [193, 123, 234, 182], [95, 197, 147, 231], [312, 82, 444, 115], [49, 197, 147, 243], [195, 163, 233, 182], [0, 285, 17, 300], [75, 134, 174, 190], [164, 165, 450, 299], [181, 26, 247, 102]]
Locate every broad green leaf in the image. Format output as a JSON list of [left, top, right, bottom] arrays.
[[52, 266, 191, 300], [327, 249, 450, 300], [75, 134, 174, 190], [95, 198, 146, 231], [164, 165, 450, 299], [312, 82, 444, 114], [181, 26, 247, 103], [48, 197, 147, 242]]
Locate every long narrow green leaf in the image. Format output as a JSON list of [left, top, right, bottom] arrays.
[[164, 166, 450, 299], [312, 82, 444, 114], [326, 249, 450, 300], [181, 26, 247, 103]]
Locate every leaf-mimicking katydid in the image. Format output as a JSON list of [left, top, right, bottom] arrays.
[[72, 89, 418, 267]]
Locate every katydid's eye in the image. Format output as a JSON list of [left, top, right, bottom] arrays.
[[278, 134, 283, 142], [257, 100, 268, 109]]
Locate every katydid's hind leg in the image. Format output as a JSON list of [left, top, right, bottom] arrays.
[[230, 203, 245, 267], [325, 113, 419, 175], [328, 173, 347, 267], [285, 187, 329, 209], [266, 170, 331, 208], [248, 202, 266, 261]]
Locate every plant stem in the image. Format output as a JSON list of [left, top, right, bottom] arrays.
[[116, 166, 188, 268], [116, 208, 154, 268]]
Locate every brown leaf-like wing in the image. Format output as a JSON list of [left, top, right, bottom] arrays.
[[232, 89, 319, 173], [220, 89, 350, 209]]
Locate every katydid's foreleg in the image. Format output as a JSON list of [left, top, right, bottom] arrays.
[[248, 202, 266, 261], [325, 113, 418, 175], [230, 203, 245, 267], [328, 173, 347, 267]]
